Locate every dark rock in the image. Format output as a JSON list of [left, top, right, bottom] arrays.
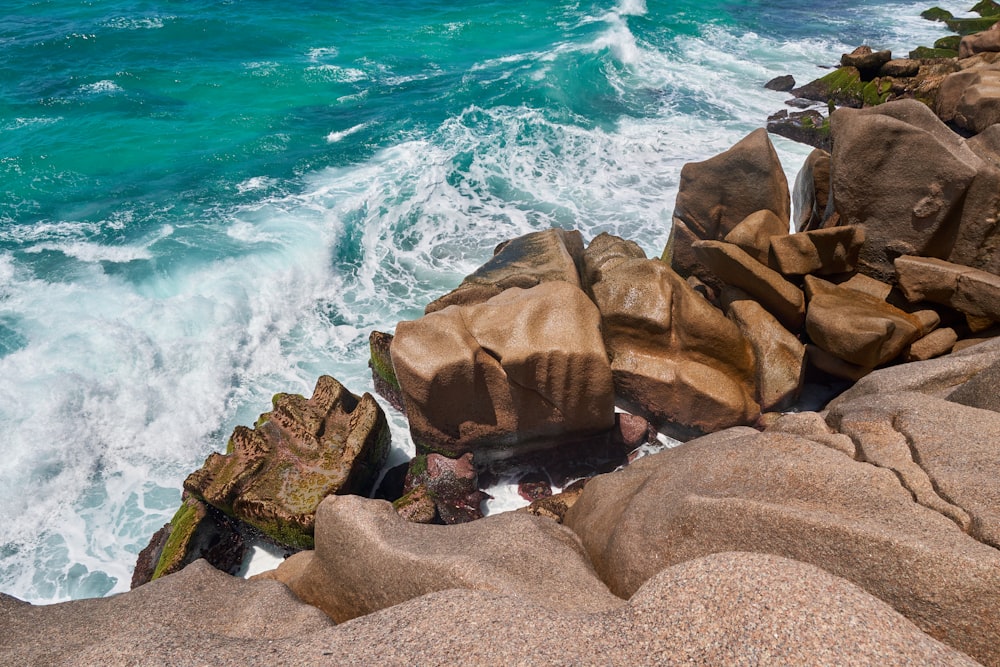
[[402, 452, 490, 524], [184, 375, 390, 548], [909, 45, 959, 59], [792, 148, 833, 231], [841, 46, 892, 80], [879, 58, 921, 78], [368, 330, 405, 413], [921, 6, 954, 21], [946, 16, 1000, 34], [973, 0, 1000, 17], [766, 109, 831, 150], [790, 67, 892, 108], [517, 478, 589, 522], [611, 412, 658, 451], [764, 74, 795, 91], [372, 461, 409, 502], [517, 473, 552, 502]]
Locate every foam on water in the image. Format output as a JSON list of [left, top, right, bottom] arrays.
[[0, 0, 974, 602]]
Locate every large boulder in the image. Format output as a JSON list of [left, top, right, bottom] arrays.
[[960, 24, 1000, 58], [1, 554, 974, 665], [563, 426, 1000, 665], [391, 281, 615, 460], [792, 148, 833, 232], [270, 494, 621, 622], [424, 228, 584, 314], [895, 254, 1000, 320], [830, 99, 1000, 282], [664, 129, 790, 287], [586, 235, 758, 439], [937, 66, 1000, 134], [184, 375, 390, 548], [804, 275, 923, 368], [769, 225, 865, 276]]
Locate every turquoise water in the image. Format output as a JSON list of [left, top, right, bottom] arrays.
[[0, 0, 961, 603]]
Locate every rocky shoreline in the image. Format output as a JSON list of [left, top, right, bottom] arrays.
[[4, 5, 1000, 665]]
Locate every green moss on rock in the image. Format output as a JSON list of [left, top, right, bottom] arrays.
[[934, 35, 962, 50], [921, 6, 954, 21], [909, 46, 959, 59], [972, 0, 1000, 17], [945, 16, 1000, 33], [151, 497, 204, 581]]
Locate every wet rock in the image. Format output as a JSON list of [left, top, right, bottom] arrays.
[[424, 228, 584, 314], [368, 330, 405, 413], [517, 473, 552, 503], [764, 74, 795, 91], [184, 375, 390, 548], [392, 281, 615, 460], [664, 128, 790, 288], [517, 478, 588, 523], [401, 452, 489, 524]]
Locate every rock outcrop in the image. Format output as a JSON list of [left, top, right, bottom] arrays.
[[183, 375, 390, 548], [392, 280, 615, 459]]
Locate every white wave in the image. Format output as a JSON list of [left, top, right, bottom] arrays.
[[104, 16, 168, 30], [325, 122, 368, 143], [236, 176, 277, 193], [24, 242, 153, 263], [304, 64, 368, 83], [616, 0, 647, 17], [78, 80, 122, 95], [307, 46, 339, 61], [6, 117, 62, 131]]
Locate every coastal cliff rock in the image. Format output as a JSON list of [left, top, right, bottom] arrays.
[[585, 234, 759, 439], [937, 64, 1000, 134], [268, 493, 621, 622], [564, 422, 1000, 665], [391, 280, 615, 459], [183, 375, 390, 548], [424, 228, 585, 314], [663, 128, 790, 288], [792, 148, 833, 231]]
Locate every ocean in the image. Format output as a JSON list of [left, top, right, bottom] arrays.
[[0, 0, 968, 603]]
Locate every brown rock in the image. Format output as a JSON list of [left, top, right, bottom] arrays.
[[764, 74, 796, 91], [764, 410, 856, 457], [721, 287, 806, 412], [580, 231, 646, 289], [424, 228, 585, 314], [880, 58, 921, 77], [691, 239, 806, 331], [665, 129, 790, 286], [588, 246, 758, 439], [841, 45, 892, 78], [517, 478, 588, 522], [391, 281, 615, 460], [183, 375, 390, 548], [400, 452, 489, 524], [274, 494, 621, 622], [895, 254, 1000, 320], [947, 357, 1000, 411], [792, 148, 832, 232], [960, 28, 1000, 58], [805, 343, 872, 381], [563, 427, 1000, 665], [837, 272, 894, 300], [937, 66, 1000, 134], [770, 225, 864, 276], [905, 327, 959, 361], [722, 209, 788, 266], [831, 99, 1000, 282], [1, 553, 975, 666], [804, 275, 922, 368]]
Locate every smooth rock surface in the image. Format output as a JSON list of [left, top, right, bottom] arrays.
[[769, 225, 864, 276], [896, 254, 1000, 320]]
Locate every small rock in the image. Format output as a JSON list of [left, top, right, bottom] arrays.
[[764, 74, 795, 91]]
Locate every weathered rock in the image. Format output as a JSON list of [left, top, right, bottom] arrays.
[[792, 148, 833, 232], [132, 495, 245, 588], [831, 99, 1000, 282], [804, 275, 922, 368], [947, 356, 1000, 411], [401, 452, 489, 524], [580, 231, 647, 289], [947, 16, 1000, 34], [764, 74, 795, 91], [905, 327, 959, 361], [564, 427, 1000, 665], [368, 330, 404, 413], [769, 225, 864, 276], [828, 390, 1000, 548], [805, 343, 872, 381], [273, 494, 622, 622], [517, 478, 588, 523], [721, 287, 806, 412], [391, 281, 615, 460], [838, 272, 894, 300], [588, 241, 758, 439], [961, 26, 1000, 58], [184, 375, 390, 548], [517, 473, 552, 502], [880, 58, 921, 78], [691, 240, 806, 331], [664, 129, 790, 287], [937, 65, 1000, 134], [424, 228, 584, 314], [766, 109, 831, 150], [922, 6, 954, 22], [612, 412, 658, 451], [392, 484, 438, 524], [841, 46, 892, 79], [3, 553, 976, 666], [790, 67, 892, 108], [722, 209, 788, 266], [895, 254, 1000, 320], [763, 410, 856, 457], [973, 0, 1000, 17]]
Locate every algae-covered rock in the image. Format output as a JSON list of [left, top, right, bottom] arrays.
[[399, 452, 489, 524], [131, 495, 244, 588], [184, 375, 390, 548], [789, 67, 892, 108], [921, 6, 954, 21], [946, 16, 1000, 34], [935, 35, 962, 50], [973, 0, 1000, 16], [909, 45, 959, 59], [368, 330, 404, 412]]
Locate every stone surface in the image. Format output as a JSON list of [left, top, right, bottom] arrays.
[[665, 128, 790, 286], [722, 209, 788, 266], [764, 74, 795, 91], [424, 228, 584, 314], [273, 494, 621, 622], [793, 148, 832, 232], [132, 495, 245, 588], [880, 58, 921, 77], [721, 287, 806, 412], [399, 452, 489, 524], [184, 375, 390, 548], [1, 553, 975, 666], [896, 254, 1000, 321], [588, 241, 758, 439], [769, 225, 864, 276], [831, 99, 1000, 282], [960, 26, 1000, 58], [392, 281, 615, 460], [804, 275, 922, 368], [841, 45, 892, 78], [516, 478, 588, 523], [937, 66, 1000, 134], [368, 330, 404, 413], [905, 327, 959, 361], [564, 426, 1000, 665], [691, 239, 806, 331]]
